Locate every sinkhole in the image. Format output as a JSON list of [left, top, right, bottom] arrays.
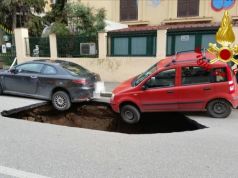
[[2, 102, 207, 134]]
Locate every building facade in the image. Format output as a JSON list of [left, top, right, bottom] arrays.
[[14, 0, 238, 81], [67, 0, 238, 58], [70, 0, 238, 26]]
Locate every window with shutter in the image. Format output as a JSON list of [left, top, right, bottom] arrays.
[[177, 0, 199, 17], [120, 0, 138, 21], [110, 34, 157, 57]]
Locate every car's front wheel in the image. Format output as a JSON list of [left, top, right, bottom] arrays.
[[52, 91, 71, 111], [207, 99, 231, 118], [120, 105, 140, 124]]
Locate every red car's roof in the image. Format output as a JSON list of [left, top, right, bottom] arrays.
[[158, 52, 227, 68]]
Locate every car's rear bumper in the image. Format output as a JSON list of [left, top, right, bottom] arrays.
[[70, 86, 94, 102], [231, 95, 238, 108]]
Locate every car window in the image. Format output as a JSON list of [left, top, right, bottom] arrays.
[[42, 65, 57, 75], [16, 63, 44, 74], [182, 66, 210, 85], [146, 69, 176, 88], [182, 66, 228, 85], [60, 62, 90, 76], [133, 63, 158, 86], [211, 67, 228, 83]]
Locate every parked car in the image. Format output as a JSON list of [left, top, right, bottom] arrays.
[[110, 52, 238, 124], [0, 60, 101, 110]]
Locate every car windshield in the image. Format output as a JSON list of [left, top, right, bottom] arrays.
[[61, 62, 90, 76], [132, 63, 158, 86]]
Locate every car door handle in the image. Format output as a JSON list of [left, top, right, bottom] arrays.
[[167, 90, 174, 94], [30, 76, 38, 79], [203, 87, 211, 91]]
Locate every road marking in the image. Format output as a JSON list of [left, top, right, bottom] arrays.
[[0, 166, 51, 178]]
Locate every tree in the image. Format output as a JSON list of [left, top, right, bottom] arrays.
[[44, 0, 67, 24], [66, 3, 106, 38], [50, 22, 70, 36], [0, 0, 45, 35], [43, 0, 70, 36], [44, 2, 106, 38]]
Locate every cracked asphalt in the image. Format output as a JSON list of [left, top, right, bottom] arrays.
[[0, 95, 238, 178]]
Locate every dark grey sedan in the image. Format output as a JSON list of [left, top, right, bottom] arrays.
[[0, 60, 101, 110]]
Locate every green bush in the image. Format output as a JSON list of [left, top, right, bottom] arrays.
[[3, 56, 14, 66]]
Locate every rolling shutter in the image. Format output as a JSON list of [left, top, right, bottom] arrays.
[[177, 0, 199, 17], [120, 0, 138, 21]]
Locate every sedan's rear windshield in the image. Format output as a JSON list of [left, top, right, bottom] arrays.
[[61, 62, 90, 76]]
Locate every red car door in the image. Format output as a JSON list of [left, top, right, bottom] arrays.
[[138, 68, 179, 112], [177, 66, 214, 111]]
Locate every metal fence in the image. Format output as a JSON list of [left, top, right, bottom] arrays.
[[57, 36, 98, 58], [25, 37, 50, 57], [0, 45, 15, 57], [0, 34, 16, 67]]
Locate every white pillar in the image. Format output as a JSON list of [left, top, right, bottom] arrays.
[[98, 32, 107, 59], [233, 26, 238, 44], [233, 26, 238, 69], [49, 33, 58, 60], [14, 28, 29, 63], [156, 29, 167, 59]]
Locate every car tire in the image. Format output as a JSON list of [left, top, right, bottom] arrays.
[[52, 91, 71, 111], [121, 105, 140, 124], [207, 99, 231, 118]]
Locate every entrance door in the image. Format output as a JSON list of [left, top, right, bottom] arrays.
[[177, 66, 214, 111], [139, 68, 179, 112], [4, 63, 43, 95]]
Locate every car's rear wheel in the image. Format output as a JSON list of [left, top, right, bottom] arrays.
[[120, 105, 140, 124], [52, 91, 71, 111], [207, 99, 231, 118]]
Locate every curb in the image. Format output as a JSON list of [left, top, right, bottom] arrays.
[[1, 101, 48, 117]]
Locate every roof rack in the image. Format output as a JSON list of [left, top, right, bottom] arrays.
[[173, 48, 207, 61], [165, 48, 208, 67]]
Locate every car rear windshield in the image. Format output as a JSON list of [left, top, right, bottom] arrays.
[[61, 62, 90, 76], [132, 63, 157, 86]]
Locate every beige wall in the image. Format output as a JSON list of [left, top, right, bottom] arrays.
[[68, 0, 238, 25], [20, 56, 158, 82], [204, 1, 238, 22], [18, 55, 159, 82], [15, 28, 166, 82], [59, 57, 158, 82]]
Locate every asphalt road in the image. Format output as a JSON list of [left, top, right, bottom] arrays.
[[0, 95, 238, 178]]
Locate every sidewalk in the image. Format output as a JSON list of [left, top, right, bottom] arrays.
[[0, 96, 46, 113]]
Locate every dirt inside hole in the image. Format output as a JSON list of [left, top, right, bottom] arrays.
[[8, 102, 207, 134]]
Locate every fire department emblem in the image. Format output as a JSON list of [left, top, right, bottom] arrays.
[[208, 11, 238, 65]]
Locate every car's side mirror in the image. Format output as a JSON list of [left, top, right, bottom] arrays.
[[142, 77, 156, 90], [142, 85, 148, 90], [9, 68, 18, 74], [142, 80, 151, 90]]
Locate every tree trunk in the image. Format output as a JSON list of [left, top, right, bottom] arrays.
[[12, 7, 17, 30]]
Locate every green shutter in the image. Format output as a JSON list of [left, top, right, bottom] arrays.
[[167, 30, 216, 56], [108, 32, 156, 57]]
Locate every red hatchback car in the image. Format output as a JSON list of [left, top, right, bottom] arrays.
[[110, 52, 238, 124]]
